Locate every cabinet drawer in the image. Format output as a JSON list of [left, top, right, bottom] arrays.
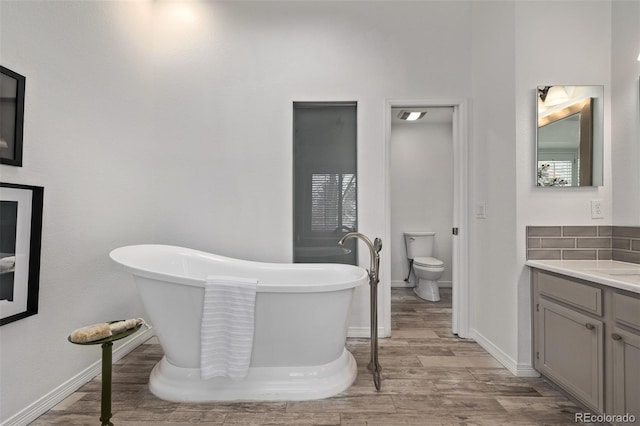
[[613, 292, 640, 330], [537, 271, 602, 316]]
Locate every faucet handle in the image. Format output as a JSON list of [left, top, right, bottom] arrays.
[[374, 238, 383, 253]]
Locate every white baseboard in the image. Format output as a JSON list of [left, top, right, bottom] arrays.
[[469, 328, 540, 378], [2, 327, 155, 426]]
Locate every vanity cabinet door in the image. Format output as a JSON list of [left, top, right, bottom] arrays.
[[611, 327, 640, 421], [536, 298, 604, 412]]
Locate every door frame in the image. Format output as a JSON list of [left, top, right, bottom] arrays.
[[382, 98, 470, 338]]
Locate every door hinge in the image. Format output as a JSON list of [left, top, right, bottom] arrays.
[[536, 303, 539, 312], [536, 351, 539, 360], [452, 227, 459, 236]]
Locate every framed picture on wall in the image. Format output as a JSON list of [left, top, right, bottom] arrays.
[[0, 65, 26, 166], [0, 183, 43, 326]]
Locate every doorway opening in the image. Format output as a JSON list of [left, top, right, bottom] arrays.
[[383, 100, 469, 339]]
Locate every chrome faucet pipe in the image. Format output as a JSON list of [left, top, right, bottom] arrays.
[[338, 232, 383, 390]]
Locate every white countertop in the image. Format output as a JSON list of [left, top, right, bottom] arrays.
[[525, 259, 640, 294]]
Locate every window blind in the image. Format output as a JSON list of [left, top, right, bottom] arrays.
[[538, 160, 574, 186], [311, 173, 356, 232]]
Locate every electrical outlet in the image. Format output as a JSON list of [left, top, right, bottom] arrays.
[[591, 200, 604, 219]]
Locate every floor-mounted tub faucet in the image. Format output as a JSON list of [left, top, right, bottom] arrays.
[[338, 232, 383, 390]]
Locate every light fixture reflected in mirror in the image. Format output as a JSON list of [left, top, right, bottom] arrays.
[[397, 110, 427, 121], [538, 86, 569, 106]]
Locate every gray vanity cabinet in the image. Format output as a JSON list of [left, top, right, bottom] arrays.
[[533, 274, 604, 412], [611, 327, 640, 419], [611, 292, 640, 420], [532, 269, 640, 421], [536, 299, 604, 411]]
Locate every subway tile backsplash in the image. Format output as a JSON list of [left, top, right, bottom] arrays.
[[526, 226, 640, 264]]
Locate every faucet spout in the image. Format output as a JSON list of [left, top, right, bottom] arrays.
[[338, 232, 381, 281]]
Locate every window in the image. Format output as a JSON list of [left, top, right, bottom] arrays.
[[293, 102, 357, 264]]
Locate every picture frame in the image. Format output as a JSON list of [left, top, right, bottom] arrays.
[[0, 65, 26, 166], [0, 183, 43, 325]]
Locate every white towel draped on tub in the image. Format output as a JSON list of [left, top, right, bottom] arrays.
[[200, 275, 258, 380]]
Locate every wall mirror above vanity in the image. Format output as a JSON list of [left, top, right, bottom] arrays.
[[536, 85, 604, 187]]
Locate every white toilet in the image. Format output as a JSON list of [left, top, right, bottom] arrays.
[[404, 231, 445, 302]]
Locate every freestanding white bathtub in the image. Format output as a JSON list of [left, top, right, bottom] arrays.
[[109, 244, 367, 402]]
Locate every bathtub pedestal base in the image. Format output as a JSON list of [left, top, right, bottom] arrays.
[[148, 348, 357, 402]]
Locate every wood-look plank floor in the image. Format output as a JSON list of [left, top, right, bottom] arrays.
[[32, 288, 589, 425]]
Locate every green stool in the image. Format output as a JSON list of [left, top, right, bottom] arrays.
[[68, 321, 143, 426]]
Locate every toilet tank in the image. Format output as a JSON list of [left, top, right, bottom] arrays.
[[404, 232, 435, 259]]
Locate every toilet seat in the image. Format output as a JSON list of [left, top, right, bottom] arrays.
[[413, 257, 443, 268]]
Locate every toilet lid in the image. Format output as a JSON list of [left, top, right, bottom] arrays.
[[414, 257, 443, 267]]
